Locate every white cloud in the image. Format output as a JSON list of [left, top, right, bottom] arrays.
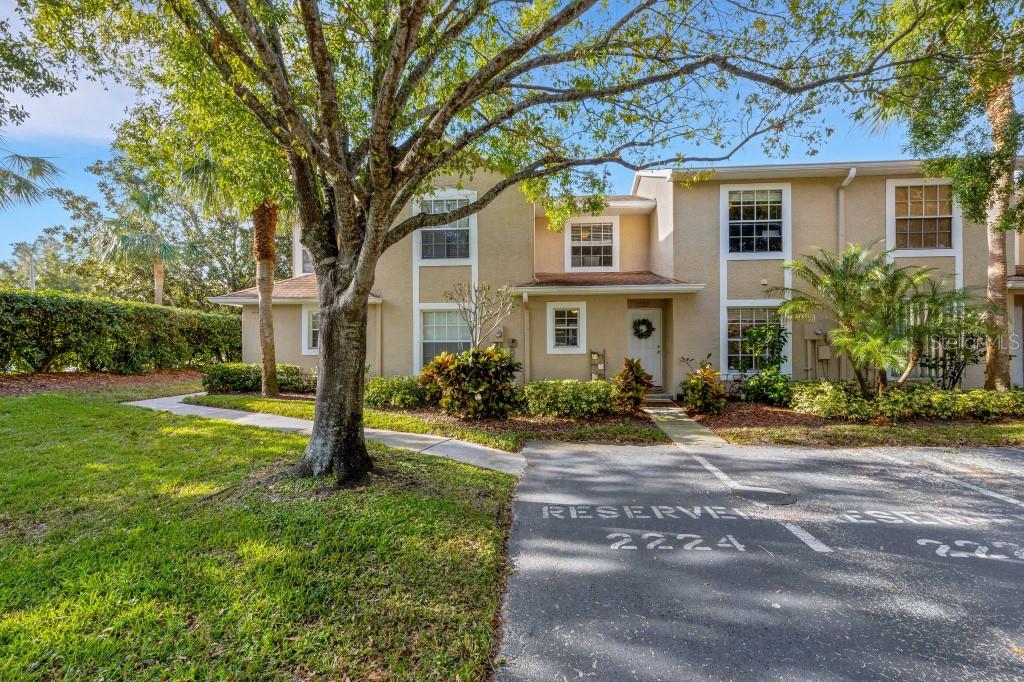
[[5, 78, 140, 143]]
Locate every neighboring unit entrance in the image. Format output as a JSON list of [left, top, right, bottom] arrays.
[[627, 308, 663, 387]]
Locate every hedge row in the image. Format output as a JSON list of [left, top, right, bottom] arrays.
[[202, 363, 316, 394], [205, 364, 629, 419], [0, 288, 240, 374], [792, 381, 1024, 422]]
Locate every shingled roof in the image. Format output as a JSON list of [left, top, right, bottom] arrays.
[[208, 274, 382, 305]]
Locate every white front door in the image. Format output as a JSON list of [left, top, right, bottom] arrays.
[[627, 308, 663, 387]]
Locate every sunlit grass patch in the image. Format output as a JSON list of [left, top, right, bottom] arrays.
[[0, 384, 514, 680]]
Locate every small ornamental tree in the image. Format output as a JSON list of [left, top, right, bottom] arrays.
[[443, 282, 516, 349], [33, 0, 955, 481]]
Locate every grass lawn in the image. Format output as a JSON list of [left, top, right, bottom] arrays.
[[186, 394, 670, 452], [0, 378, 515, 680], [694, 402, 1024, 447]]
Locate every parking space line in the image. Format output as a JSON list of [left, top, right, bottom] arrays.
[[872, 451, 1024, 510], [691, 454, 739, 487], [781, 522, 833, 553]]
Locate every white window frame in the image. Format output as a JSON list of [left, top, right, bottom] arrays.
[[412, 189, 478, 267], [301, 303, 320, 355], [419, 306, 472, 366], [564, 216, 620, 272], [719, 299, 792, 378], [546, 301, 587, 354], [885, 179, 963, 287], [720, 183, 791, 261]]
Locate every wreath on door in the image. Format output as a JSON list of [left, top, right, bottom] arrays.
[[632, 317, 655, 339]]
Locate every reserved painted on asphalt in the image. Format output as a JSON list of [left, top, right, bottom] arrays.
[[840, 509, 1024, 526], [541, 504, 754, 520]]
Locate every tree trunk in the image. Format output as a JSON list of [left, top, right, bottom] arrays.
[[877, 367, 888, 395], [153, 259, 165, 306], [852, 364, 870, 398], [982, 74, 1015, 391], [252, 198, 279, 397], [896, 347, 921, 387], [299, 289, 374, 482]]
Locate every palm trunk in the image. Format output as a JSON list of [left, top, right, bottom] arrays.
[[877, 367, 888, 395], [983, 73, 1015, 391], [896, 347, 921, 387], [252, 198, 279, 397], [153, 259, 165, 306], [300, 288, 374, 482]]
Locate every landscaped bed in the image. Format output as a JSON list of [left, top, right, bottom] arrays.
[[0, 369, 203, 397], [0, 377, 514, 680], [186, 393, 669, 452], [693, 400, 1024, 447]]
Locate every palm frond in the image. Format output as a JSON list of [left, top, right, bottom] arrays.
[[0, 148, 60, 210]]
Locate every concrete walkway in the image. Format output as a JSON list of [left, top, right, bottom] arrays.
[[643, 404, 728, 448], [124, 394, 525, 476]]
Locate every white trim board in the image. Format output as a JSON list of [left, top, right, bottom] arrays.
[[718, 184, 793, 377], [412, 188, 479, 373], [545, 301, 588, 355], [300, 303, 319, 356]]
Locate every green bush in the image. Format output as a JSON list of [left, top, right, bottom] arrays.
[[521, 380, 615, 418], [680, 358, 726, 415], [791, 381, 875, 421], [418, 347, 522, 419], [203, 363, 316, 394], [612, 358, 655, 414], [365, 375, 424, 409], [792, 380, 1024, 422], [738, 366, 793, 406], [0, 287, 240, 374]]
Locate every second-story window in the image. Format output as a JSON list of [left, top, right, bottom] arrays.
[[894, 184, 953, 249], [569, 222, 614, 269], [727, 189, 783, 254], [420, 198, 470, 260], [301, 248, 313, 274]]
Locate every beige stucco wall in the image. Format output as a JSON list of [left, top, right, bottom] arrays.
[[418, 265, 472, 302], [726, 259, 785, 300], [244, 304, 380, 375], [525, 294, 681, 385], [635, 173, 675, 278], [532, 213, 650, 274]]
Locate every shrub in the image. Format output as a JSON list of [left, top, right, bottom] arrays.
[[0, 287, 240, 374], [612, 358, 654, 414], [680, 358, 726, 415], [418, 347, 522, 419], [365, 375, 424, 409], [791, 381, 875, 421], [738, 366, 792, 406], [521, 379, 615, 418], [792, 381, 1024, 423], [203, 363, 316, 394]]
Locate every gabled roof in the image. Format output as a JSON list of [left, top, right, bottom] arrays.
[[514, 271, 704, 295], [207, 274, 382, 306]]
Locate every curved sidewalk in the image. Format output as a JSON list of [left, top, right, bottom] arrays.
[[125, 393, 525, 476]]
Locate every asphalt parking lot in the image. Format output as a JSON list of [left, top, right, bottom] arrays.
[[496, 441, 1024, 681]]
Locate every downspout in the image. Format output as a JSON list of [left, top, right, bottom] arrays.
[[837, 167, 857, 251], [522, 292, 531, 382]]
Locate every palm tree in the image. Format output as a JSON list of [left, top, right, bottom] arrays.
[[182, 158, 281, 397], [776, 244, 940, 396], [894, 279, 981, 387], [0, 137, 60, 210], [99, 188, 178, 305]]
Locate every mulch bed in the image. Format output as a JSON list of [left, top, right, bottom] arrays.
[[0, 370, 202, 397], [690, 400, 830, 429]]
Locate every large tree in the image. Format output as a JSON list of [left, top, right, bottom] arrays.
[[867, 0, 1023, 390], [33, 0, 950, 481]]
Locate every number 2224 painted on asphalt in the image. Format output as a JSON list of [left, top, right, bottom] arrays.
[[607, 533, 745, 551], [917, 539, 1024, 560]]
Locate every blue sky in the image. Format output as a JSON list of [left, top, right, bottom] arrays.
[[0, 80, 913, 261]]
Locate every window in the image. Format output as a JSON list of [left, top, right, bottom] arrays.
[[422, 310, 471, 361], [727, 189, 783, 253], [302, 305, 320, 355], [553, 308, 579, 347], [570, 222, 614, 268], [419, 197, 470, 260], [726, 307, 780, 372], [302, 248, 313, 274], [894, 184, 953, 249], [546, 302, 587, 354]]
